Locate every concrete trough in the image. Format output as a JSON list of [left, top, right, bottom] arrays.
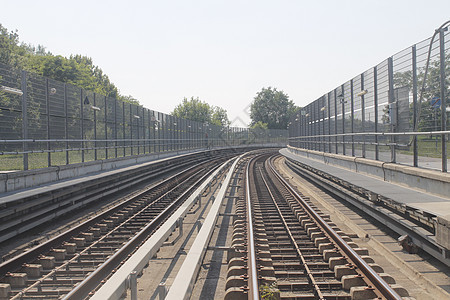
[[89, 156, 240, 300]]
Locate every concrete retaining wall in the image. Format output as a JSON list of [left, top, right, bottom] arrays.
[[0, 150, 196, 194], [286, 146, 450, 199], [0, 144, 285, 194]]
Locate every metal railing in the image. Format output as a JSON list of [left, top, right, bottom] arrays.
[[0, 63, 288, 171], [288, 21, 450, 172]]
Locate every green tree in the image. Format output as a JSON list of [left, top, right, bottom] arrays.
[[250, 87, 298, 129], [0, 24, 28, 68], [251, 121, 268, 130], [211, 106, 230, 127], [393, 53, 450, 132], [172, 96, 230, 126], [172, 97, 211, 123], [119, 95, 140, 105], [0, 23, 138, 105]]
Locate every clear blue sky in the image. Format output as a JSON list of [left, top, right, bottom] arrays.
[[1, 0, 449, 127]]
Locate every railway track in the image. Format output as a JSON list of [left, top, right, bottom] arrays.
[[0, 155, 233, 299], [226, 153, 410, 299], [0, 151, 216, 246], [284, 156, 450, 268]]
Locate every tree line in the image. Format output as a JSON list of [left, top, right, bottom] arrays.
[[172, 87, 300, 130], [1, 23, 299, 130], [0, 23, 138, 104]]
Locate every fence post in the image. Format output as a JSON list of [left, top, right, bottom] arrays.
[[361, 73, 366, 158], [350, 79, 355, 156], [327, 93, 331, 153], [128, 270, 137, 300], [94, 93, 97, 161], [147, 109, 150, 154], [142, 108, 146, 154], [374, 66, 379, 161], [388, 57, 396, 163], [137, 106, 140, 155], [317, 100, 321, 151], [114, 97, 118, 158], [170, 115, 173, 151], [130, 103, 133, 156], [439, 28, 447, 172], [152, 111, 156, 153], [45, 78, 51, 167], [321, 96, 325, 151], [122, 102, 125, 157], [341, 84, 345, 156], [174, 117, 177, 151], [412, 45, 418, 167], [334, 89, 338, 154], [80, 89, 85, 163], [315, 101, 319, 151], [162, 113, 166, 152], [104, 95, 108, 159], [160, 112, 163, 152], [21, 70, 28, 170], [64, 84, 69, 165]]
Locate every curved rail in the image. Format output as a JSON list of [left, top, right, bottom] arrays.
[[267, 156, 402, 300], [245, 157, 259, 300], [1, 155, 231, 299], [0, 159, 203, 279], [64, 162, 223, 300], [257, 166, 325, 299]]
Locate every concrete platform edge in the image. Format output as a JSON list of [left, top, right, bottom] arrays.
[[0, 149, 199, 194], [283, 146, 450, 253], [285, 145, 450, 199]]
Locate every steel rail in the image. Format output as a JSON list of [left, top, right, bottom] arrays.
[[92, 152, 259, 300], [257, 165, 325, 299], [0, 155, 204, 245], [268, 157, 403, 300], [284, 157, 450, 267], [11, 163, 211, 300], [0, 159, 205, 278], [245, 157, 260, 300], [63, 162, 224, 300], [1, 155, 233, 300]]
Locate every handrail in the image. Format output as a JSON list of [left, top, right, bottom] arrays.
[[289, 130, 450, 140]]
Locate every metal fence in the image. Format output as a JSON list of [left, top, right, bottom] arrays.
[[0, 63, 287, 171], [288, 23, 450, 172]]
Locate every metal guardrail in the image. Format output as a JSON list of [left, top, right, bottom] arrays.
[[0, 62, 288, 171], [0, 138, 285, 155], [289, 130, 450, 171], [288, 21, 450, 172]]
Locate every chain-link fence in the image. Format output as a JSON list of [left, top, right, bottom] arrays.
[[289, 23, 450, 172], [0, 63, 287, 171]]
